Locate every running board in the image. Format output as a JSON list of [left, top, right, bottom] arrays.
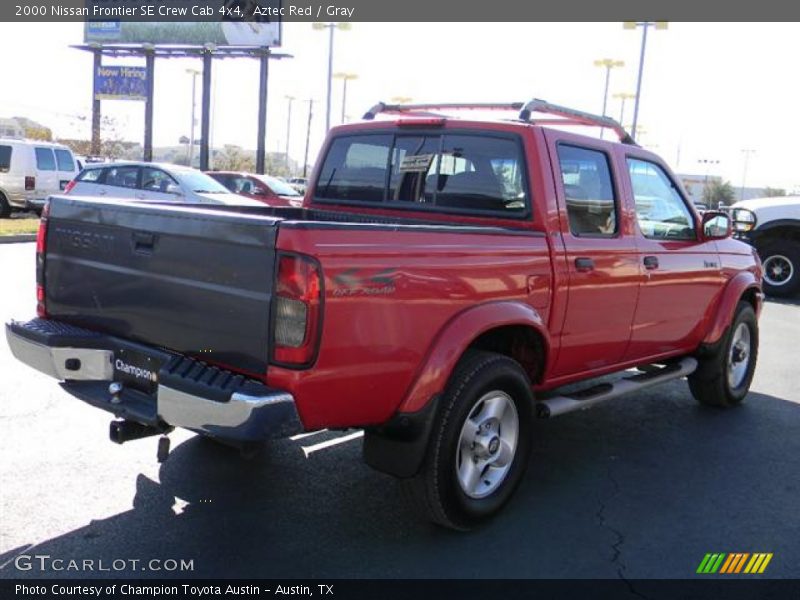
[[535, 357, 698, 418]]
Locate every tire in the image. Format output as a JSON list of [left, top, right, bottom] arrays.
[[757, 239, 800, 297], [688, 301, 758, 408], [404, 350, 533, 530], [0, 192, 11, 219]]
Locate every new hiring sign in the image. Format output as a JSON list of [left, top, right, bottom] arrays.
[[94, 65, 148, 101]]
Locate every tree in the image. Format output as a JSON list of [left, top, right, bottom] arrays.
[[703, 179, 735, 206], [763, 187, 787, 198], [214, 145, 255, 172]]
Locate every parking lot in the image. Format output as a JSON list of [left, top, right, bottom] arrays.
[[0, 240, 798, 581]]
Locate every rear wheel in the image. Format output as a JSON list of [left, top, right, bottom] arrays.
[[758, 239, 800, 297], [404, 350, 533, 530], [688, 301, 758, 408], [0, 193, 11, 219]]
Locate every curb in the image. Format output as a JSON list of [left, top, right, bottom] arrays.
[[0, 234, 36, 244]]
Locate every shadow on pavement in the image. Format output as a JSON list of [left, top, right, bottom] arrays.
[[1, 385, 798, 580]]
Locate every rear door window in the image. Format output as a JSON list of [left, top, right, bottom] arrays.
[[315, 132, 530, 217], [557, 144, 618, 237], [54, 149, 75, 172], [0, 145, 11, 172], [104, 166, 140, 189], [35, 148, 56, 171]]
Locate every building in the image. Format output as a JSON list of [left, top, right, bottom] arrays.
[[0, 118, 24, 138]]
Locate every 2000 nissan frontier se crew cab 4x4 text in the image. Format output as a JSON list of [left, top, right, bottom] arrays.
[[6, 100, 763, 530]]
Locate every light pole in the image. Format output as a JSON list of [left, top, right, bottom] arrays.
[[594, 58, 624, 139], [303, 98, 314, 178], [740, 149, 756, 201], [613, 92, 636, 127], [186, 68, 201, 167], [334, 72, 358, 124], [698, 158, 720, 204], [312, 22, 351, 133], [284, 95, 295, 173], [623, 21, 667, 142]]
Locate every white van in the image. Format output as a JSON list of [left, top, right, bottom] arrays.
[[0, 139, 79, 217]]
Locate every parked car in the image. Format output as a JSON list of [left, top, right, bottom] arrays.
[[6, 99, 762, 530], [728, 196, 800, 297], [287, 176, 308, 194], [64, 162, 266, 207], [0, 138, 79, 217], [207, 171, 304, 207]]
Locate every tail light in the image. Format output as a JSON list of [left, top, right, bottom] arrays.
[[273, 253, 322, 366], [35, 202, 50, 318], [25, 176, 35, 191], [63, 180, 76, 194]]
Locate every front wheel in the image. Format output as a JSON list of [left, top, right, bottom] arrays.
[[404, 350, 533, 530], [688, 301, 758, 408], [758, 239, 800, 297]]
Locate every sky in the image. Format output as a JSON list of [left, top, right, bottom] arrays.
[[0, 22, 798, 190]]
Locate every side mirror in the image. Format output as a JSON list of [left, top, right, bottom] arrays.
[[165, 183, 182, 196], [702, 211, 732, 240], [731, 207, 757, 234]]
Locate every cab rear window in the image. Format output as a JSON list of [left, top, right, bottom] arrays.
[[0, 145, 10, 172], [315, 132, 530, 217]]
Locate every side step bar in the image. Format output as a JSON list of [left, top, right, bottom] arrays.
[[535, 357, 698, 418]]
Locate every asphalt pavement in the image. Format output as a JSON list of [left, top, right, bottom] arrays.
[[1, 242, 798, 581]]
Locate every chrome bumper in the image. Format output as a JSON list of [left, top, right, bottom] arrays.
[[6, 320, 302, 442]]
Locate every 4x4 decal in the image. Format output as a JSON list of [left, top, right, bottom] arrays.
[[332, 268, 398, 297]]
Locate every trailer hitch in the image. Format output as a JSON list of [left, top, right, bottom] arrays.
[[109, 420, 174, 463]]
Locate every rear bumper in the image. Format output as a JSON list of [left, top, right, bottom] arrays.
[[5, 318, 302, 442]]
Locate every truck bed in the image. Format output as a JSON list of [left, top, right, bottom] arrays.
[[43, 196, 537, 380]]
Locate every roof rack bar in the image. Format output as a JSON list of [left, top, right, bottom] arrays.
[[363, 102, 524, 120], [361, 98, 637, 146], [519, 98, 636, 145]]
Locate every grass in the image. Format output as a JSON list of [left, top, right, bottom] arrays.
[[0, 218, 40, 236]]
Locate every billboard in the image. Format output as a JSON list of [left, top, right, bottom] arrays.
[[84, 20, 281, 47], [94, 65, 149, 101]]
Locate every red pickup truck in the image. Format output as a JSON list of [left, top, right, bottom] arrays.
[[6, 100, 763, 530]]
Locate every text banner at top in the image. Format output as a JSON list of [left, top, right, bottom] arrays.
[[4, 0, 800, 22]]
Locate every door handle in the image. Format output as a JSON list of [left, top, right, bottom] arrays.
[[98, 189, 107, 195], [574, 257, 595, 272], [643, 256, 659, 270], [132, 231, 156, 254]]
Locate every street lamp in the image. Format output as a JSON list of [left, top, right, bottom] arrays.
[[312, 22, 351, 133], [740, 149, 756, 201], [186, 68, 201, 167], [303, 98, 314, 178], [593, 59, 624, 119], [334, 72, 358, 124], [698, 158, 720, 202], [284, 95, 295, 173], [623, 21, 667, 142], [613, 92, 636, 127]]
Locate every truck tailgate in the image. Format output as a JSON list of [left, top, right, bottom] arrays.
[[43, 197, 279, 375]]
